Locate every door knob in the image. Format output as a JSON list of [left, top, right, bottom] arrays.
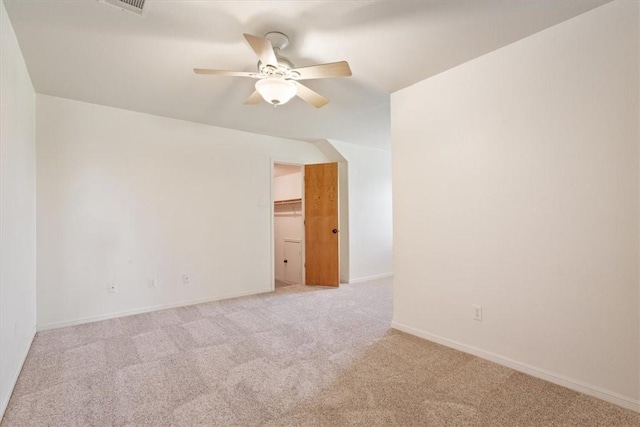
[[284, 259, 288, 263], [332, 229, 338, 234]]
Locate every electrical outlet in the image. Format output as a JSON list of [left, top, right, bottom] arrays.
[[108, 283, 117, 294], [182, 274, 190, 285], [148, 278, 156, 288], [13, 322, 19, 338], [473, 305, 482, 321]]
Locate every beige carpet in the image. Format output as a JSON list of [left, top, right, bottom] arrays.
[[275, 279, 295, 289], [2, 278, 639, 426]]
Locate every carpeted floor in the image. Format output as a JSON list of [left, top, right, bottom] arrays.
[[275, 279, 295, 289], [2, 278, 639, 426]]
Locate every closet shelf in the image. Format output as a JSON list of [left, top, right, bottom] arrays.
[[274, 198, 302, 206]]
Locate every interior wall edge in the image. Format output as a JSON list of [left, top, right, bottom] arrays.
[[37, 287, 272, 332], [391, 321, 640, 413], [0, 325, 36, 419], [348, 272, 393, 284]]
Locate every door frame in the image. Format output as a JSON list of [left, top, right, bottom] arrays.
[[270, 159, 305, 291]]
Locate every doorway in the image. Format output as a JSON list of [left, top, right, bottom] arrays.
[[272, 161, 341, 289], [273, 163, 303, 288]]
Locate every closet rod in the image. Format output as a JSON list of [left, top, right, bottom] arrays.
[[274, 198, 302, 206]]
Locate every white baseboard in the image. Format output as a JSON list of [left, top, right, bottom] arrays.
[[348, 272, 393, 284], [1, 324, 37, 419], [37, 288, 272, 331], [391, 321, 640, 413]]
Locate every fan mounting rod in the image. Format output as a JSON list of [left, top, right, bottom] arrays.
[[264, 31, 289, 51], [258, 32, 297, 78]]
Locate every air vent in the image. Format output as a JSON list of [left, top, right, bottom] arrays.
[[100, 0, 150, 16]]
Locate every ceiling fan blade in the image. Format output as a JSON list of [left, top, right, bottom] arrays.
[[294, 82, 330, 108], [243, 33, 278, 68], [244, 91, 263, 105], [291, 61, 352, 80], [194, 68, 260, 78]]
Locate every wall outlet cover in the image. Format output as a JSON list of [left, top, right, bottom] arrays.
[[473, 305, 482, 321]]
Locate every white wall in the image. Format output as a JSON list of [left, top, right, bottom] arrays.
[[329, 140, 393, 282], [36, 95, 329, 328], [0, 0, 37, 417], [274, 171, 302, 202], [274, 171, 303, 282], [392, 0, 639, 410], [337, 162, 350, 283]]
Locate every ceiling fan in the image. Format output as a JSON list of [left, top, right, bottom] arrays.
[[194, 32, 352, 108]]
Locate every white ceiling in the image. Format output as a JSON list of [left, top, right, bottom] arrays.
[[4, 0, 609, 149]]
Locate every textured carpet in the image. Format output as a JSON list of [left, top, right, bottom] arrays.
[[2, 278, 639, 426], [275, 279, 295, 289]]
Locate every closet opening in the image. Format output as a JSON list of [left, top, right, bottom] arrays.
[[273, 163, 303, 288]]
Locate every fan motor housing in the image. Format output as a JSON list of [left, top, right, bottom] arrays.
[[257, 56, 297, 78], [257, 32, 295, 75]]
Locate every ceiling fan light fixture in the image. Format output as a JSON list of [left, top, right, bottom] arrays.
[[255, 77, 297, 106], [195, 33, 351, 108]]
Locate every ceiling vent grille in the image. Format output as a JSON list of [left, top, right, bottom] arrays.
[[101, 0, 150, 16]]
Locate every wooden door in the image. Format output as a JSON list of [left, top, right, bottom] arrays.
[[305, 163, 339, 286]]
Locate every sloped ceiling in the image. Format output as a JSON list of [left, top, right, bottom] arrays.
[[4, 0, 609, 149]]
